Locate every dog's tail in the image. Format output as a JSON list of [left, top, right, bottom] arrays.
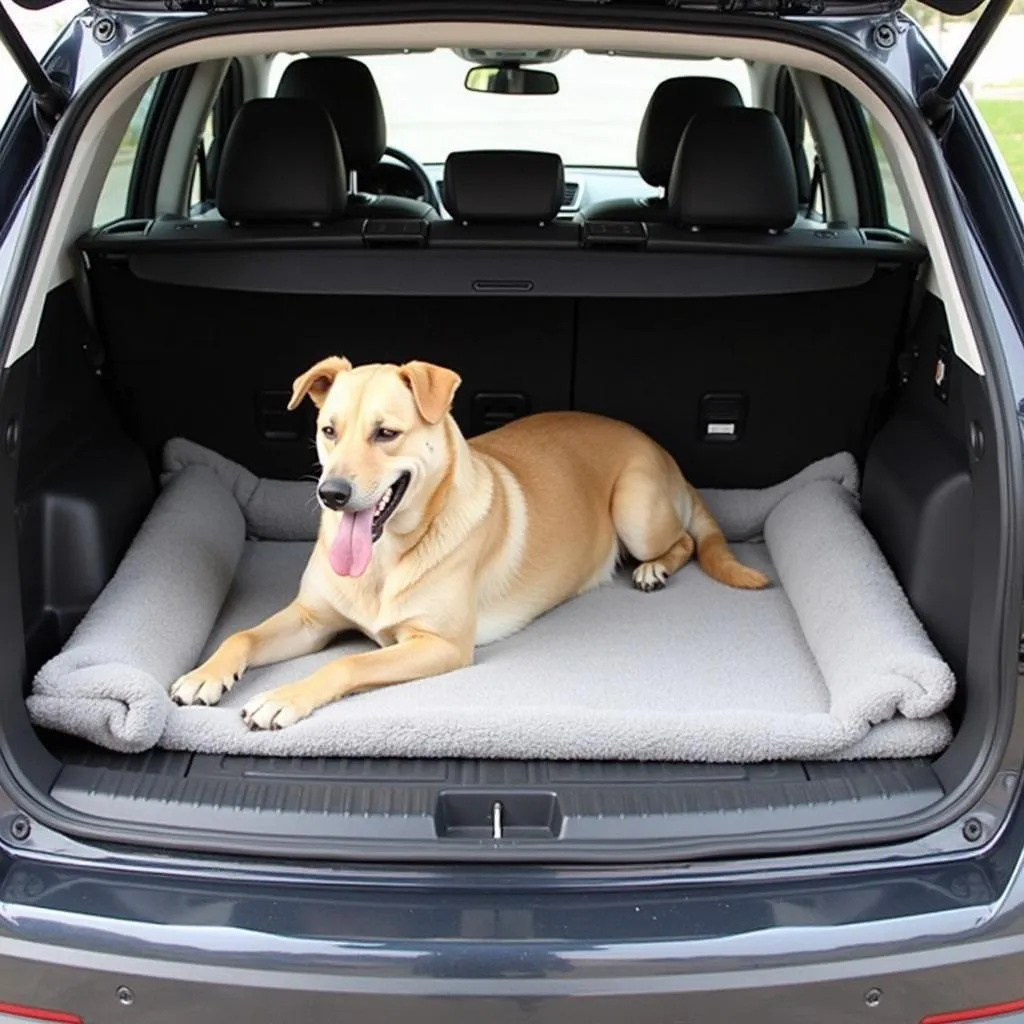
[[687, 487, 771, 590]]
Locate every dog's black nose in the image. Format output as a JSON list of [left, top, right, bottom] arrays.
[[318, 478, 353, 511]]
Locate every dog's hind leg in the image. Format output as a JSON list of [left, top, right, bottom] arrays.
[[612, 458, 770, 592], [611, 463, 696, 592]]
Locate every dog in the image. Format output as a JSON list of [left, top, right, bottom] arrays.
[[170, 357, 770, 729]]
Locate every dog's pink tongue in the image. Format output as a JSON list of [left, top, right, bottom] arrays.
[[329, 510, 374, 577]]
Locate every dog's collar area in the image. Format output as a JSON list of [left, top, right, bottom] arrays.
[[371, 471, 411, 541]]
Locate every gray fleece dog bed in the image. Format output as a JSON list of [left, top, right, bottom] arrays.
[[27, 439, 956, 761]]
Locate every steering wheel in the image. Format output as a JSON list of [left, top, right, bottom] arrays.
[[384, 145, 441, 212]]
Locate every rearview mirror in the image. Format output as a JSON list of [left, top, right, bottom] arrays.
[[464, 65, 559, 95]]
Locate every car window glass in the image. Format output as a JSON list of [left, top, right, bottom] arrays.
[[188, 112, 216, 209], [267, 50, 753, 168], [93, 77, 161, 226], [861, 108, 910, 232], [973, 95, 1024, 200]]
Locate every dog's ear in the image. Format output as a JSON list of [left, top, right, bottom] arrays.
[[288, 356, 352, 410], [399, 361, 462, 425]]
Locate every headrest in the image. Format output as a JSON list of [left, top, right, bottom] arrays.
[[667, 108, 798, 231], [637, 77, 745, 187], [217, 99, 347, 223], [276, 57, 386, 175], [443, 151, 564, 224]]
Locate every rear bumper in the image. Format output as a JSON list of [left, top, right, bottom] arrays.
[[2, 841, 1024, 1024], [0, 954, 1019, 1024], [0, 912, 1023, 1023]]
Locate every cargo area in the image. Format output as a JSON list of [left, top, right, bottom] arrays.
[[1, 225, 999, 853], [0, 36, 1013, 861]]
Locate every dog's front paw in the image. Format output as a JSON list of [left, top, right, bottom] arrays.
[[170, 667, 240, 707], [241, 687, 313, 731]]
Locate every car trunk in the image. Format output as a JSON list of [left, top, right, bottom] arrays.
[[0, 209, 1007, 862]]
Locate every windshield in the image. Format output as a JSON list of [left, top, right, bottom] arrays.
[[268, 50, 752, 168]]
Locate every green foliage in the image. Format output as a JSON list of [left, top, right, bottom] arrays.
[[976, 98, 1024, 194]]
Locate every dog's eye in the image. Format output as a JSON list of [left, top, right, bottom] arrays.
[[375, 427, 401, 442], [321, 424, 336, 440]]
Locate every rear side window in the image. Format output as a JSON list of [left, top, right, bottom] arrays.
[[93, 77, 161, 226], [861, 109, 910, 232]]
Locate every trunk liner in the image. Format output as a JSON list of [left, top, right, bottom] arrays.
[[49, 743, 944, 841]]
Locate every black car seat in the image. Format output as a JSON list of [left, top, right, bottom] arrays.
[[214, 98, 350, 225], [582, 76, 744, 223], [275, 56, 437, 221], [665, 107, 799, 233]]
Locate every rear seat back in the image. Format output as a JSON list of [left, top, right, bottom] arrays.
[[88, 282, 574, 479], [78, 109, 923, 484], [83, 139, 579, 478], [575, 106, 912, 486]]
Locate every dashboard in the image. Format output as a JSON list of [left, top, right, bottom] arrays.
[[359, 157, 661, 217]]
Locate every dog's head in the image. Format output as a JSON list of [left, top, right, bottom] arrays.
[[289, 356, 462, 577]]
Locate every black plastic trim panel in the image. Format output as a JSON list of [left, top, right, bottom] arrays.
[[116, 250, 886, 297], [50, 750, 944, 843], [79, 218, 926, 297], [81, 219, 927, 260]]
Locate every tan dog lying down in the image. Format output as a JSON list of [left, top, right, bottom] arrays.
[[171, 358, 770, 730]]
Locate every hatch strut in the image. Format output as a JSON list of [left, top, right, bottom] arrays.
[[919, 0, 1013, 137], [0, 0, 68, 133]]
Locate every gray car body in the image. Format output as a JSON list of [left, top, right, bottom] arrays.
[[1, 2, 1024, 1021]]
